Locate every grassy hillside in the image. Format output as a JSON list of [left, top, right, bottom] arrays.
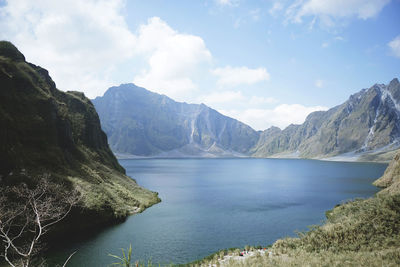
[[374, 152, 400, 195], [0, 41, 160, 229]]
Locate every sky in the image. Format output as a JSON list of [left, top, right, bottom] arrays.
[[0, 0, 399, 130]]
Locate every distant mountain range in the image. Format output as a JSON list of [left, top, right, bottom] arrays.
[[93, 78, 400, 162]]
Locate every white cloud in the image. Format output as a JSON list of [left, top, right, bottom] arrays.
[[0, 1, 273, 105], [133, 17, 212, 100], [212, 66, 270, 87], [287, 0, 391, 26], [388, 35, 400, 58], [315, 79, 324, 88], [0, 0, 136, 98], [220, 104, 328, 130], [0, 2, 212, 100]]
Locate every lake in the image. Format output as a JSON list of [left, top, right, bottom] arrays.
[[48, 158, 386, 266]]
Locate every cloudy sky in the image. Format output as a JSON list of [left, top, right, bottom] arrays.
[[1, 0, 399, 130]]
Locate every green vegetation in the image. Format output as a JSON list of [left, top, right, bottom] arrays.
[[0, 41, 160, 234], [109, 244, 173, 267], [109, 245, 133, 267], [0, 41, 25, 61], [2, 40, 400, 266], [220, 248, 400, 267], [287, 195, 400, 253], [374, 152, 400, 195]]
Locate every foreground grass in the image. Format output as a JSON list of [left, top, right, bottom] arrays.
[[223, 248, 400, 267], [191, 194, 400, 266]]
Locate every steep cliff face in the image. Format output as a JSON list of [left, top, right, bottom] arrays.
[[302, 80, 400, 157], [252, 79, 400, 161], [251, 125, 299, 157], [93, 83, 259, 157], [0, 41, 159, 225]]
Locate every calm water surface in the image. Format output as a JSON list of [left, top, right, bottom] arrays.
[[49, 158, 386, 266]]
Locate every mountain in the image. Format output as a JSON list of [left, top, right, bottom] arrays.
[[94, 79, 400, 162], [0, 41, 159, 229], [92, 84, 259, 157], [252, 78, 400, 162]]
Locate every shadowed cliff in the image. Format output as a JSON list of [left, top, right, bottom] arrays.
[[0, 41, 160, 231]]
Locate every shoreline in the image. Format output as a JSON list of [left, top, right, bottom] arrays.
[[116, 154, 391, 164]]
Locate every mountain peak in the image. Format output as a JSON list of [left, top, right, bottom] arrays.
[[93, 84, 259, 157], [0, 41, 25, 62], [102, 83, 160, 100]]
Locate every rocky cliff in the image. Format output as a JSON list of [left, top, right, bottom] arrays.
[[252, 78, 400, 161], [0, 41, 159, 227], [93, 83, 259, 157]]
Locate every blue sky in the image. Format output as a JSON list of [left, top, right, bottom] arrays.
[[1, 0, 399, 130]]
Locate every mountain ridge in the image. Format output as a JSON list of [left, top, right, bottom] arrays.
[[93, 83, 259, 157], [94, 79, 400, 162], [252, 78, 400, 162]]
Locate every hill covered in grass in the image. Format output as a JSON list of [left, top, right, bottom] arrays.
[[0, 41, 160, 230]]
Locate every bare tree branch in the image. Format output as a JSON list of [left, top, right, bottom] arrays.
[[62, 251, 77, 267], [0, 174, 80, 267]]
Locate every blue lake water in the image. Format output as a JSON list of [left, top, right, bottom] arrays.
[[49, 158, 386, 266]]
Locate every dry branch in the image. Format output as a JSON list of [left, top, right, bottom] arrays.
[[0, 174, 80, 267]]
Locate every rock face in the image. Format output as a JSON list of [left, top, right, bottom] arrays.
[[0, 41, 159, 226], [93, 84, 259, 157], [252, 78, 400, 161]]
